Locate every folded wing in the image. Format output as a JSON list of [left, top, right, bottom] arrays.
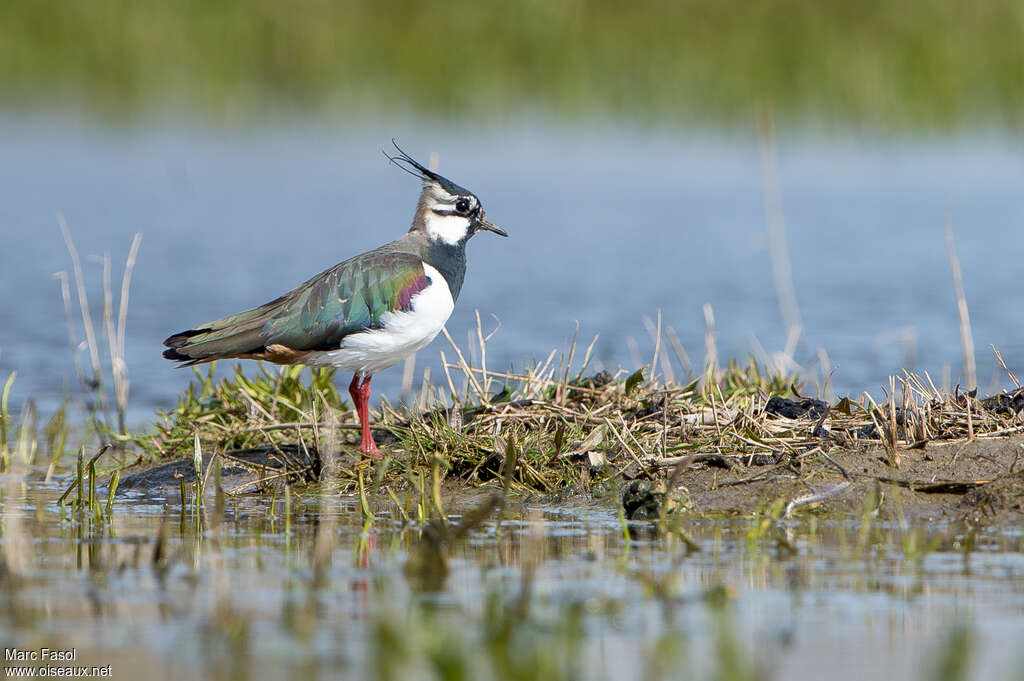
[[163, 249, 430, 365]]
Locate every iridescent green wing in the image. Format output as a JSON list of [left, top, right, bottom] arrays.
[[263, 249, 430, 350], [163, 248, 430, 362]]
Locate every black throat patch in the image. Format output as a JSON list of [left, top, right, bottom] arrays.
[[422, 240, 468, 302]]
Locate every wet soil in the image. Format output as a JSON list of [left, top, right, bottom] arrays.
[[677, 435, 1024, 524], [118, 444, 318, 497], [116, 434, 1024, 526]]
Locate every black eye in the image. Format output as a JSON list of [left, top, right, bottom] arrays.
[[455, 198, 470, 214]]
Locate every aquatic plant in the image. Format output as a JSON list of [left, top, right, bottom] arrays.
[[3, 0, 1024, 129]]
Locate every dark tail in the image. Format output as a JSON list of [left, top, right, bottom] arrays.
[[163, 305, 275, 365]]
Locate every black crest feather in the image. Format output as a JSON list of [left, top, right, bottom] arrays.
[[384, 139, 473, 197]]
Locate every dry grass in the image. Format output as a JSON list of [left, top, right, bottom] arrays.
[[130, 312, 1024, 498], [56, 217, 142, 443], [5, 219, 1021, 502]]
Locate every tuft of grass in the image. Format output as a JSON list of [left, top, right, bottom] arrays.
[[125, 315, 1024, 503], [144, 362, 343, 458]]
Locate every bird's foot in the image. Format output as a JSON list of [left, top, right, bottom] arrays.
[[359, 439, 382, 459]]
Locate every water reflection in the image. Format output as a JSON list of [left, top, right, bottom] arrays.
[[1, 477, 1023, 680]]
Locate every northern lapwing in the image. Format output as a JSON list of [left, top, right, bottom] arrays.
[[162, 143, 507, 457]]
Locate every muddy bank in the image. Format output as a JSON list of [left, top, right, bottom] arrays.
[[117, 444, 318, 499], [669, 434, 1024, 524], [114, 432, 1024, 526], [110, 348, 1024, 530]]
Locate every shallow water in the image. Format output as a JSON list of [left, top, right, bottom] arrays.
[[2, 474, 1023, 681], [3, 115, 1024, 425]]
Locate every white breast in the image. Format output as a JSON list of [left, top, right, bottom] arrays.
[[304, 263, 455, 375]]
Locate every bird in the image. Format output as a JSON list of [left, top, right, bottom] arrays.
[[162, 142, 507, 458]]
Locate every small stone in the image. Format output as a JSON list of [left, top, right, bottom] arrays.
[[622, 480, 666, 520], [764, 396, 829, 420]]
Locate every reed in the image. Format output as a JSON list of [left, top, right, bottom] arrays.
[[56, 219, 143, 445], [0, 372, 15, 471], [5, 0, 1024, 130], [946, 223, 976, 389]]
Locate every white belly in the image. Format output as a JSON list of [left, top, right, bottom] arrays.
[[303, 263, 455, 375]]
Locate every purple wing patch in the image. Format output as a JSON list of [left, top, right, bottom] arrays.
[[395, 270, 430, 310]]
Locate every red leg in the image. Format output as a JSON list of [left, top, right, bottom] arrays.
[[348, 373, 380, 458], [348, 373, 363, 423]]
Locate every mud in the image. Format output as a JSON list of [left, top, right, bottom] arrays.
[[676, 434, 1024, 524], [118, 444, 318, 497], [114, 433, 1024, 525]]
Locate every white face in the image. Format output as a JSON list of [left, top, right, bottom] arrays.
[[424, 212, 472, 246], [422, 184, 479, 246]]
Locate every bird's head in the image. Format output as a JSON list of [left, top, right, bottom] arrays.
[[388, 141, 508, 246]]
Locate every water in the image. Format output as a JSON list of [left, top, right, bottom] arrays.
[[3, 115, 1024, 425], [2, 477, 1023, 680]]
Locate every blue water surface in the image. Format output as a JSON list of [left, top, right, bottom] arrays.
[[2, 114, 1023, 423]]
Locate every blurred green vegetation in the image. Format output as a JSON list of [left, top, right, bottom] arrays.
[[2, 0, 1023, 128]]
